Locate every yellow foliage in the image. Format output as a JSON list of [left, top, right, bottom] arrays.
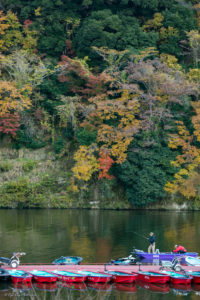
[[159, 26, 179, 40], [34, 7, 41, 16], [187, 68, 200, 82], [72, 145, 99, 182], [84, 89, 140, 165], [143, 13, 164, 31], [160, 54, 181, 70], [0, 81, 31, 116]]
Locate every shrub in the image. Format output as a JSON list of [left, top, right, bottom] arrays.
[[0, 161, 12, 172], [22, 160, 37, 172], [53, 137, 65, 154]]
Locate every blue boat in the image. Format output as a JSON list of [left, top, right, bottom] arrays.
[[52, 256, 82, 265], [51, 270, 87, 282], [77, 271, 112, 283], [135, 250, 198, 263], [159, 270, 192, 285], [28, 270, 57, 283]]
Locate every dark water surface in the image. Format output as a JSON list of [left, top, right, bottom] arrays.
[[0, 209, 200, 299]]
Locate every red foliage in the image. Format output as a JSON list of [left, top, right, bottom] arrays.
[[0, 113, 20, 136], [58, 55, 109, 99], [65, 40, 75, 57], [23, 19, 33, 28], [98, 150, 114, 179]]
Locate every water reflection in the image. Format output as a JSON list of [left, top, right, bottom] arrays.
[[2, 281, 200, 299]]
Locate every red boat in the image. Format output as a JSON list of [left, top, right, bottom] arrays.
[[28, 270, 57, 283], [8, 270, 32, 284], [186, 271, 200, 284], [136, 280, 170, 294], [160, 270, 192, 285], [135, 271, 170, 284], [114, 283, 137, 293], [51, 270, 87, 283], [77, 271, 112, 283], [104, 271, 137, 283]]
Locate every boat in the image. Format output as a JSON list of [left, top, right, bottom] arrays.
[[52, 256, 82, 265], [8, 270, 32, 284], [136, 280, 170, 294], [28, 270, 57, 283], [160, 270, 192, 285], [110, 254, 136, 265], [135, 271, 170, 284], [135, 249, 198, 263], [77, 271, 112, 283], [51, 270, 87, 282], [104, 271, 137, 283], [186, 271, 200, 283], [185, 256, 200, 266]]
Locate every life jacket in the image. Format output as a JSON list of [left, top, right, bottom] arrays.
[[173, 245, 187, 253]]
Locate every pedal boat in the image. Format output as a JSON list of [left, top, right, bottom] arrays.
[[51, 270, 87, 283], [28, 270, 57, 283], [8, 270, 32, 284], [104, 271, 137, 283], [77, 271, 112, 283], [186, 271, 200, 284], [135, 271, 170, 284], [160, 270, 192, 285]]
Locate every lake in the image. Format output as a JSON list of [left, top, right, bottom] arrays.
[[0, 209, 199, 299]]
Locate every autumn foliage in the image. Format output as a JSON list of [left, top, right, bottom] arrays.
[[0, 112, 20, 136]]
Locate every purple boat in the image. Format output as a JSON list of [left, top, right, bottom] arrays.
[[135, 250, 198, 263]]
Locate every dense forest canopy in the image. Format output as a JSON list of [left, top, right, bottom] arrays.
[[0, 0, 200, 208]]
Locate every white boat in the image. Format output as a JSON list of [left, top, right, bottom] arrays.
[[185, 256, 200, 266]]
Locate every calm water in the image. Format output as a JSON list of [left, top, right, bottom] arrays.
[[0, 209, 200, 299]]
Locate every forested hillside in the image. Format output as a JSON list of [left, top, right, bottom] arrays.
[[0, 0, 200, 208]]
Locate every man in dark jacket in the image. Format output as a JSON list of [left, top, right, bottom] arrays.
[[148, 232, 156, 253]]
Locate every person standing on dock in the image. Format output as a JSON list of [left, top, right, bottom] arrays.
[[148, 232, 156, 253]]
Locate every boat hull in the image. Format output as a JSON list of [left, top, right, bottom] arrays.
[[11, 276, 32, 284], [136, 272, 170, 284], [54, 273, 86, 283], [29, 271, 57, 283], [87, 275, 111, 283], [136, 251, 198, 262], [32, 275, 57, 283], [106, 271, 137, 283], [170, 276, 192, 285]]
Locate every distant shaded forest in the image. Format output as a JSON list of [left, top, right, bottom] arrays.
[[0, 0, 200, 208]]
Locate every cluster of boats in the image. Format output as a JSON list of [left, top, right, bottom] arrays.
[[2, 268, 200, 287]]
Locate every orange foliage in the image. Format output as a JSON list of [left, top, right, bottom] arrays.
[[0, 81, 31, 116], [98, 150, 114, 179]]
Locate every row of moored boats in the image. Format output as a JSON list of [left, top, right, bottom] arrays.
[[2, 269, 200, 286]]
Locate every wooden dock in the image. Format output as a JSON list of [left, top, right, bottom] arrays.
[[4, 264, 200, 273]]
